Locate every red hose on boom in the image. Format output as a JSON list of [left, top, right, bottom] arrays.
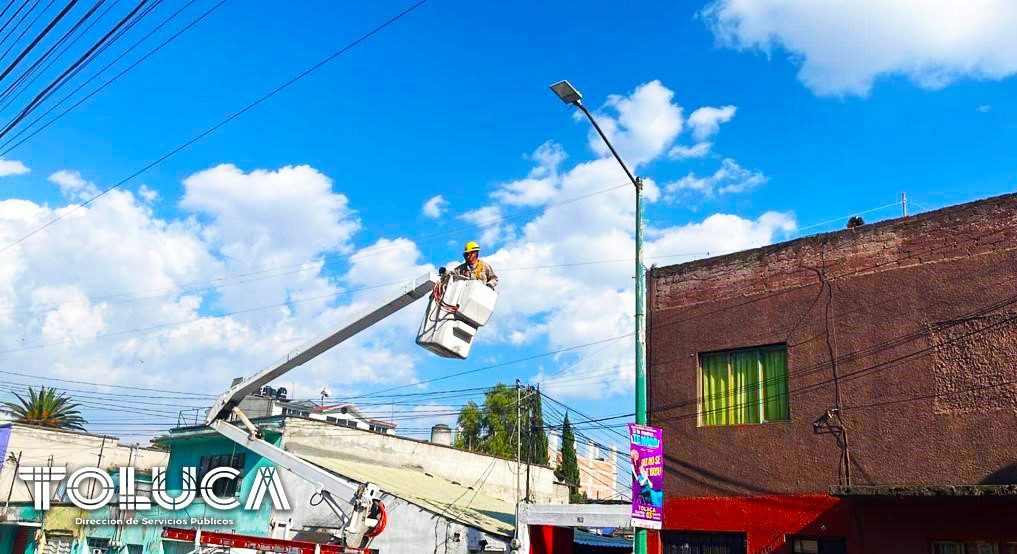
[[364, 501, 387, 538]]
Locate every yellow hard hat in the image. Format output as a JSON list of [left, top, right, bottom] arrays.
[[464, 241, 481, 254]]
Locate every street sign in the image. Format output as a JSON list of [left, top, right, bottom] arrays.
[[628, 424, 663, 530]]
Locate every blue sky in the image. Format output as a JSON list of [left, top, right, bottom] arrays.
[[0, 0, 1015, 470]]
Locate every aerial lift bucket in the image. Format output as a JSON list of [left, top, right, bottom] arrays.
[[416, 270, 497, 359]]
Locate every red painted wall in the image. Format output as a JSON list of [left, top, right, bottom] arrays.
[[654, 494, 1017, 554], [529, 524, 574, 554], [663, 494, 846, 553]]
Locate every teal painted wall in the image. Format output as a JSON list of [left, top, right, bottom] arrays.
[[0, 525, 16, 552], [81, 427, 284, 553]]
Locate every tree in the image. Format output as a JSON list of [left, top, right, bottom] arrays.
[[454, 401, 483, 451], [2, 387, 86, 431], [452, 383, 549, 464], [523, 390, 549, 466], [556, 413, 584, 503]]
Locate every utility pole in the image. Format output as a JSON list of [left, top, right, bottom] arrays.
[[516, 379, 522, 499], [525, 393, 532, 503], [902, 192, 908, 217], [550, 80, 648, 554], [514, 379, 522, 545]]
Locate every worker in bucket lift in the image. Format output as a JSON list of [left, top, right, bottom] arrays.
[[455, 241, 498, 288]]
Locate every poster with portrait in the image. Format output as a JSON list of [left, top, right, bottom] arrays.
[[628, 423, 663, 529]]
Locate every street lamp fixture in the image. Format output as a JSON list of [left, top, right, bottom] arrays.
[[549, 80, 583, 105]]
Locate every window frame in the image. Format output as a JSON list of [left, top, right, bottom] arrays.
[[697, 343, 790, 427], [197, 452, 246, 498], [790, 536, 847, 554]]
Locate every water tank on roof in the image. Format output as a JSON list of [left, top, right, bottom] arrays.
[[431, 424, 452, 446], [416, 272, 498, 359]]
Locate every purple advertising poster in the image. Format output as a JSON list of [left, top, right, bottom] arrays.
[[629, 423, 663, 529]]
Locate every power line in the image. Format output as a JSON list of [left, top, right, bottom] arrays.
[[0, 0, 117, 112], [0, 0, 431, 256], [0, 0, 214, 153], [0, 0, 72, 85], [343, 334, 633, 400], [0, 0, 153, 140]]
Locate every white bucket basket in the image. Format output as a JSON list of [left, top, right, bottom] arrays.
[[416, 272, 498, 359]]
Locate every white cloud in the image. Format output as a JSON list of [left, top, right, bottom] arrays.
[[0, 159, 28, 177], [977, 104, 992, 113], [492, 142, 566, 207], [138, 185, 159, 203], [182, 164, 359, 259], [49, 170, 98, 200], [181, 164, 360, 317], [687, 106, 736, 141], [587, 80, 684, 166], [0, 164, 436, 443], [703, 0, 1017, 96], [668, 142, 712, 160], [421, 195, 448, 218], [647, 211, 797, 260], [666, 158, 768, 198], [528, 140, 567, 177], [459, 205, 513, 246]]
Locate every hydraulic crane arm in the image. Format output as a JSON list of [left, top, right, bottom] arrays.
[[206, 272, 439, 425], [203, 271, 439, 548]]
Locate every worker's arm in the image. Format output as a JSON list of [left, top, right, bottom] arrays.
[[483, 263, 498, 288]]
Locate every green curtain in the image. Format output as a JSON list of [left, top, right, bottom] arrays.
[[762, 348, 789, 421], [732, 351, 761, 424], [702, 347, 788, 426], [700, 353, 728, 426]]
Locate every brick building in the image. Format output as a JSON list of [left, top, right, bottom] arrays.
[[646, 194, 1017, 554], [549, 431, 620, 501]]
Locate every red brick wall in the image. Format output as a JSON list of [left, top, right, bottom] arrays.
[[647, 193, 1017, 497], [653, 193, 1017, 311]]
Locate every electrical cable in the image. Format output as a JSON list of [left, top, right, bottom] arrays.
[[0, 0, 431, 256]]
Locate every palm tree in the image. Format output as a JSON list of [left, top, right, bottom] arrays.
[[2, 387, 87, 431]]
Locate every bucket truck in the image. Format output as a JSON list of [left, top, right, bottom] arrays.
[[200, 269, 497, 551]]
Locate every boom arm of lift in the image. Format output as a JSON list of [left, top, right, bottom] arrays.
[[204, 272, 440, 548]]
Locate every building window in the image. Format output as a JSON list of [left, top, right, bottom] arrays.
[[792, 537, 847, 554], [44, 533, 72, 554], [933, 542, 1012, 554], [699, 345, 789, 426], [663, 531, 746, 554], [86, 538, 111, 554], [197, 453, 245, 498]]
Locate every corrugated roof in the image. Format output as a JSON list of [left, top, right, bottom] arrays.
[[300, 454, 515, 538]]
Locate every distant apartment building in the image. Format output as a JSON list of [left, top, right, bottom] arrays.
[[236, 386, 396, 434], [647, 194, 1017, 554], [548, 431, 620, 501]]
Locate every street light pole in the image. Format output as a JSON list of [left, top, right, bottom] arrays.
[[550, 80, 648, 554]]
